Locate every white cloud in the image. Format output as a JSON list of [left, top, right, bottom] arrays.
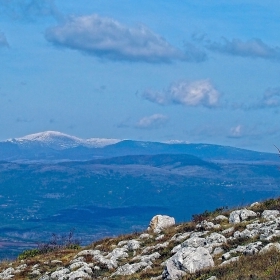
[[143, 79, 220, 108], [261, 88, 280, 107], [232, 87, 280, 110], [0, 31, 8, 47], [227, 124, 280, 142], [229, 125, 243, 138], [135, 114, 168, 129], [45, 14, 186, 63], [205, 37, 280, 60]]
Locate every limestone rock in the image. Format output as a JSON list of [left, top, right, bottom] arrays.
[[212, 247, 224, 255], [68, 268, 92, 280], [170, 232, 191, 242], [259, 242, 280, 254], [250, 202, 260, 207], [107, 247, 128, 260], [50, 268, 70, 279], [233, 228, 259, 239], [155, 234, 165, 240], [214, 214, 228, 221], [142, 241, 169, 254], [112, 262, 148, 276], [229, 209, 257, 224], [221, 256, 239, 266], [125, 240, 141, 251], [132, 252, 161, 266], [206, 232, 227, 246], [262, 210, 280, 220], [39, 275, 50, 280], [196, 220, 220, 230], [148, 215, 175, 233], [0, 267, 15, 280], [139, 233, 151, 239], [163, 246, 214, 279], [30, 269, 41, 276]]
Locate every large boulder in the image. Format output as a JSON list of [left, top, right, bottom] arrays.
[[163, 246, 214, 279], [262, 210, 280, 220], [148, 215, 175, 233], [229, 209, 257, 224]]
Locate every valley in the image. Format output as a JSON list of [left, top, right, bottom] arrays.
[[0, 132, 279, 259], [0, 154, 279, 259]]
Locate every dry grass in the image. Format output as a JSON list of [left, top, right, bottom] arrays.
[[183, 248, 280, 280], [2, 197, 280, 279]]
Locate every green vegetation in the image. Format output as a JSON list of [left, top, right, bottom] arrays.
[[18, 230, 80, 260]]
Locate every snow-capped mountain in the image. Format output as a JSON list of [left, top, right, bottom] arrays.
[[0, 130, 277, 162], [6, 131, 121, 150]]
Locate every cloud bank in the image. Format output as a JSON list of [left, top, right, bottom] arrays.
[[143, 79, 220, 108], [45, 14, 206, 63], [135, 114, 168, 129], [206, 38, 280, 60], [232, 87, 280, 110]]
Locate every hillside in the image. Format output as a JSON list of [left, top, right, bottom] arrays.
[[1, 153, 280, 259], [2, 198, 280, 279]]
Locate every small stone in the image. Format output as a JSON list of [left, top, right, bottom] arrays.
[[139, 233, 151, 239], [221, 256, 239, 266], [250, 202, 260, 207], [155, 234, 165, 240], [214, 215, 228, 221], [259, 242, 280, 254]]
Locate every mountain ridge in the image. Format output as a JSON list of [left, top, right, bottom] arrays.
[[0, 131, 277, 162], [5, 131, 121, 149]]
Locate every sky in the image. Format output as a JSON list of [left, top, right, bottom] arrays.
[[1, 1, 280, 152]]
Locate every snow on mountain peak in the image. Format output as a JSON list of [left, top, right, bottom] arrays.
[[6, 131, 121, 149], [164, 140, 190, 144], [18, 131, 80, 142]]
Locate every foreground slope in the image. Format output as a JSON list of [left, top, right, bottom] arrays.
[[2, 198, 280, 279]]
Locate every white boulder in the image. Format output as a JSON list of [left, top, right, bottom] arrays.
[[163, 246, 214, 279], [229, 209, 257, 224], [262, 210, 280, 220], [148, 215, 175, 233]]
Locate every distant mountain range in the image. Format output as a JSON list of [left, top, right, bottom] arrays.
[[0, 130, 277, 162]]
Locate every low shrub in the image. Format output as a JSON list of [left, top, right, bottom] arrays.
[[18, 229, 80, 260]]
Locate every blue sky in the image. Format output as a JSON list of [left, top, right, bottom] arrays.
[[1, 1, 280, 152]]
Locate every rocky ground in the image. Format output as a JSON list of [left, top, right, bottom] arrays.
[[2, 199, 280, 279]]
